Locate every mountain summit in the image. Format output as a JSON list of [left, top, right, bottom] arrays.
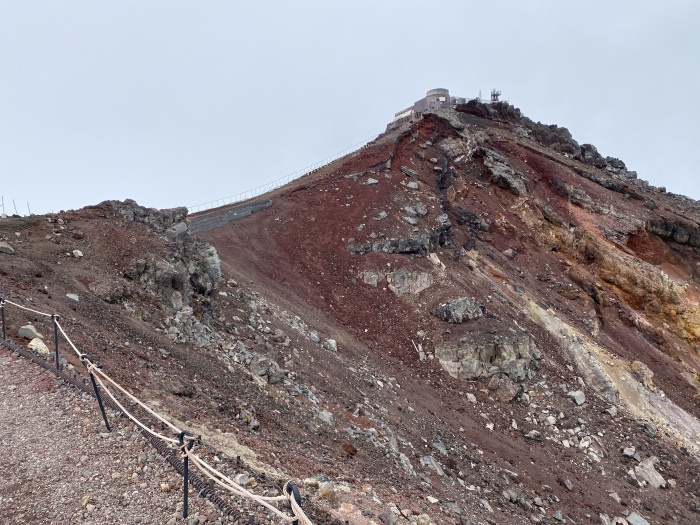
[[2, 93, 700, 524]]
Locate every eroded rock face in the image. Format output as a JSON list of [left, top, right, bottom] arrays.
[[430, 297, 485, 323], [472, 147, 528, 196], [348, 217, 451, 255], [435, 329, 540, 381], [91, 199, 222, 307], [360, 269, 433, 296], [98, 199, 188, 235]]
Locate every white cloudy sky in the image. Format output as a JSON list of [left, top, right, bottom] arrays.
[[1, 1, 698, 216]]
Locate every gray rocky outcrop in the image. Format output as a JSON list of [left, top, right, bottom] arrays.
[[430, 297, 485, 323], [360, 269, 433, 296], [388, 269, 433, 296], [436, 329, 540, 381], [472, 147, 528, 196], [348, 215, 451, 255], [98, 199, 188, 235]]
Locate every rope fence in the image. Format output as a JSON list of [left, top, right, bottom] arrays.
[[187, 136, 377, 214], [0, 296, 315, 524]]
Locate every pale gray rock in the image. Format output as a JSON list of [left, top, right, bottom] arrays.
[[0, 241, 14, 255], [419, 455, 444, 476], [18, 324, 43, 340], [66, 293, 80, 302], [430, 297, 485, 324], [72, 249, 83, 258], [432, 441, 448, 456], [406, 181, 419, 190], [402, 216, 418, 226], [525, 430, 543, 441], [634, 456, 666, 488], [164, 221, 190, 243], [387, 269, 433, 296], [567, 390, 586, 405], [626, 512, 650, 525], [316, 410, 335, 427], [436, 329, 539, 381], [399, 452, 415, 476], [365, 177, 379, 185], [28, 338, 50, 354], [400, 166, 419, 179]]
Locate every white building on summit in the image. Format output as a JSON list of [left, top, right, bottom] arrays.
[[389, 88, 501, 131], [392, 88, 455, 123]]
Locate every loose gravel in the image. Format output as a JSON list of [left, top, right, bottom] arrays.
[[0, 351, 231, 525]]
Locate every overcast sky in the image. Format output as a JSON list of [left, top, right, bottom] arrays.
[[1, 1, 698, 216]]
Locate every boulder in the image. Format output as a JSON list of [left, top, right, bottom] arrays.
[[567, 390, 586, 406], [634, 456, 666, 489], [400, 166, 419, 180], [387, 269, 433, 296], [430, 297, 485, 323], [0, 241, 15, 255], [18, 324, 43, 340], [164, 221, 190, 243], [436, 329, 539, 381], [28, 338, 50, 355], [626, 512, 650, 525]]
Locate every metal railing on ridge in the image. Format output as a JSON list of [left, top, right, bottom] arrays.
[[187, 136, 377, 214]]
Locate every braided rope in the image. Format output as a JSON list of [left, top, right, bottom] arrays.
[[287, 487, 316, 525], [3, 298, 53, 317], [88, 367, 180, 445], [184, 448, 294, 522], [87, 363, 182, 436], [54, 320, 83, 358], [2, 298, 317, 524]]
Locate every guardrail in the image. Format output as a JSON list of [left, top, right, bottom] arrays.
[[187, 136, 377, 214], [0, 296, 315, 524]]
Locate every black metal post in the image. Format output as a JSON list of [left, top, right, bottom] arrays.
[[179, 431, 194, 518], [83, 355, 111, 432], [1, 299, 6, 340], [52, 314, 60, 370], [286, 481, 301, 525], [183, 451, 189, 517]]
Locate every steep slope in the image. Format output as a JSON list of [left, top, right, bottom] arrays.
[[199, 101, 700, 523], [1, 100, 700, 525]]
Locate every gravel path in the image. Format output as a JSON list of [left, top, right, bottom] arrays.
[[0, 350, 227, 525]]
